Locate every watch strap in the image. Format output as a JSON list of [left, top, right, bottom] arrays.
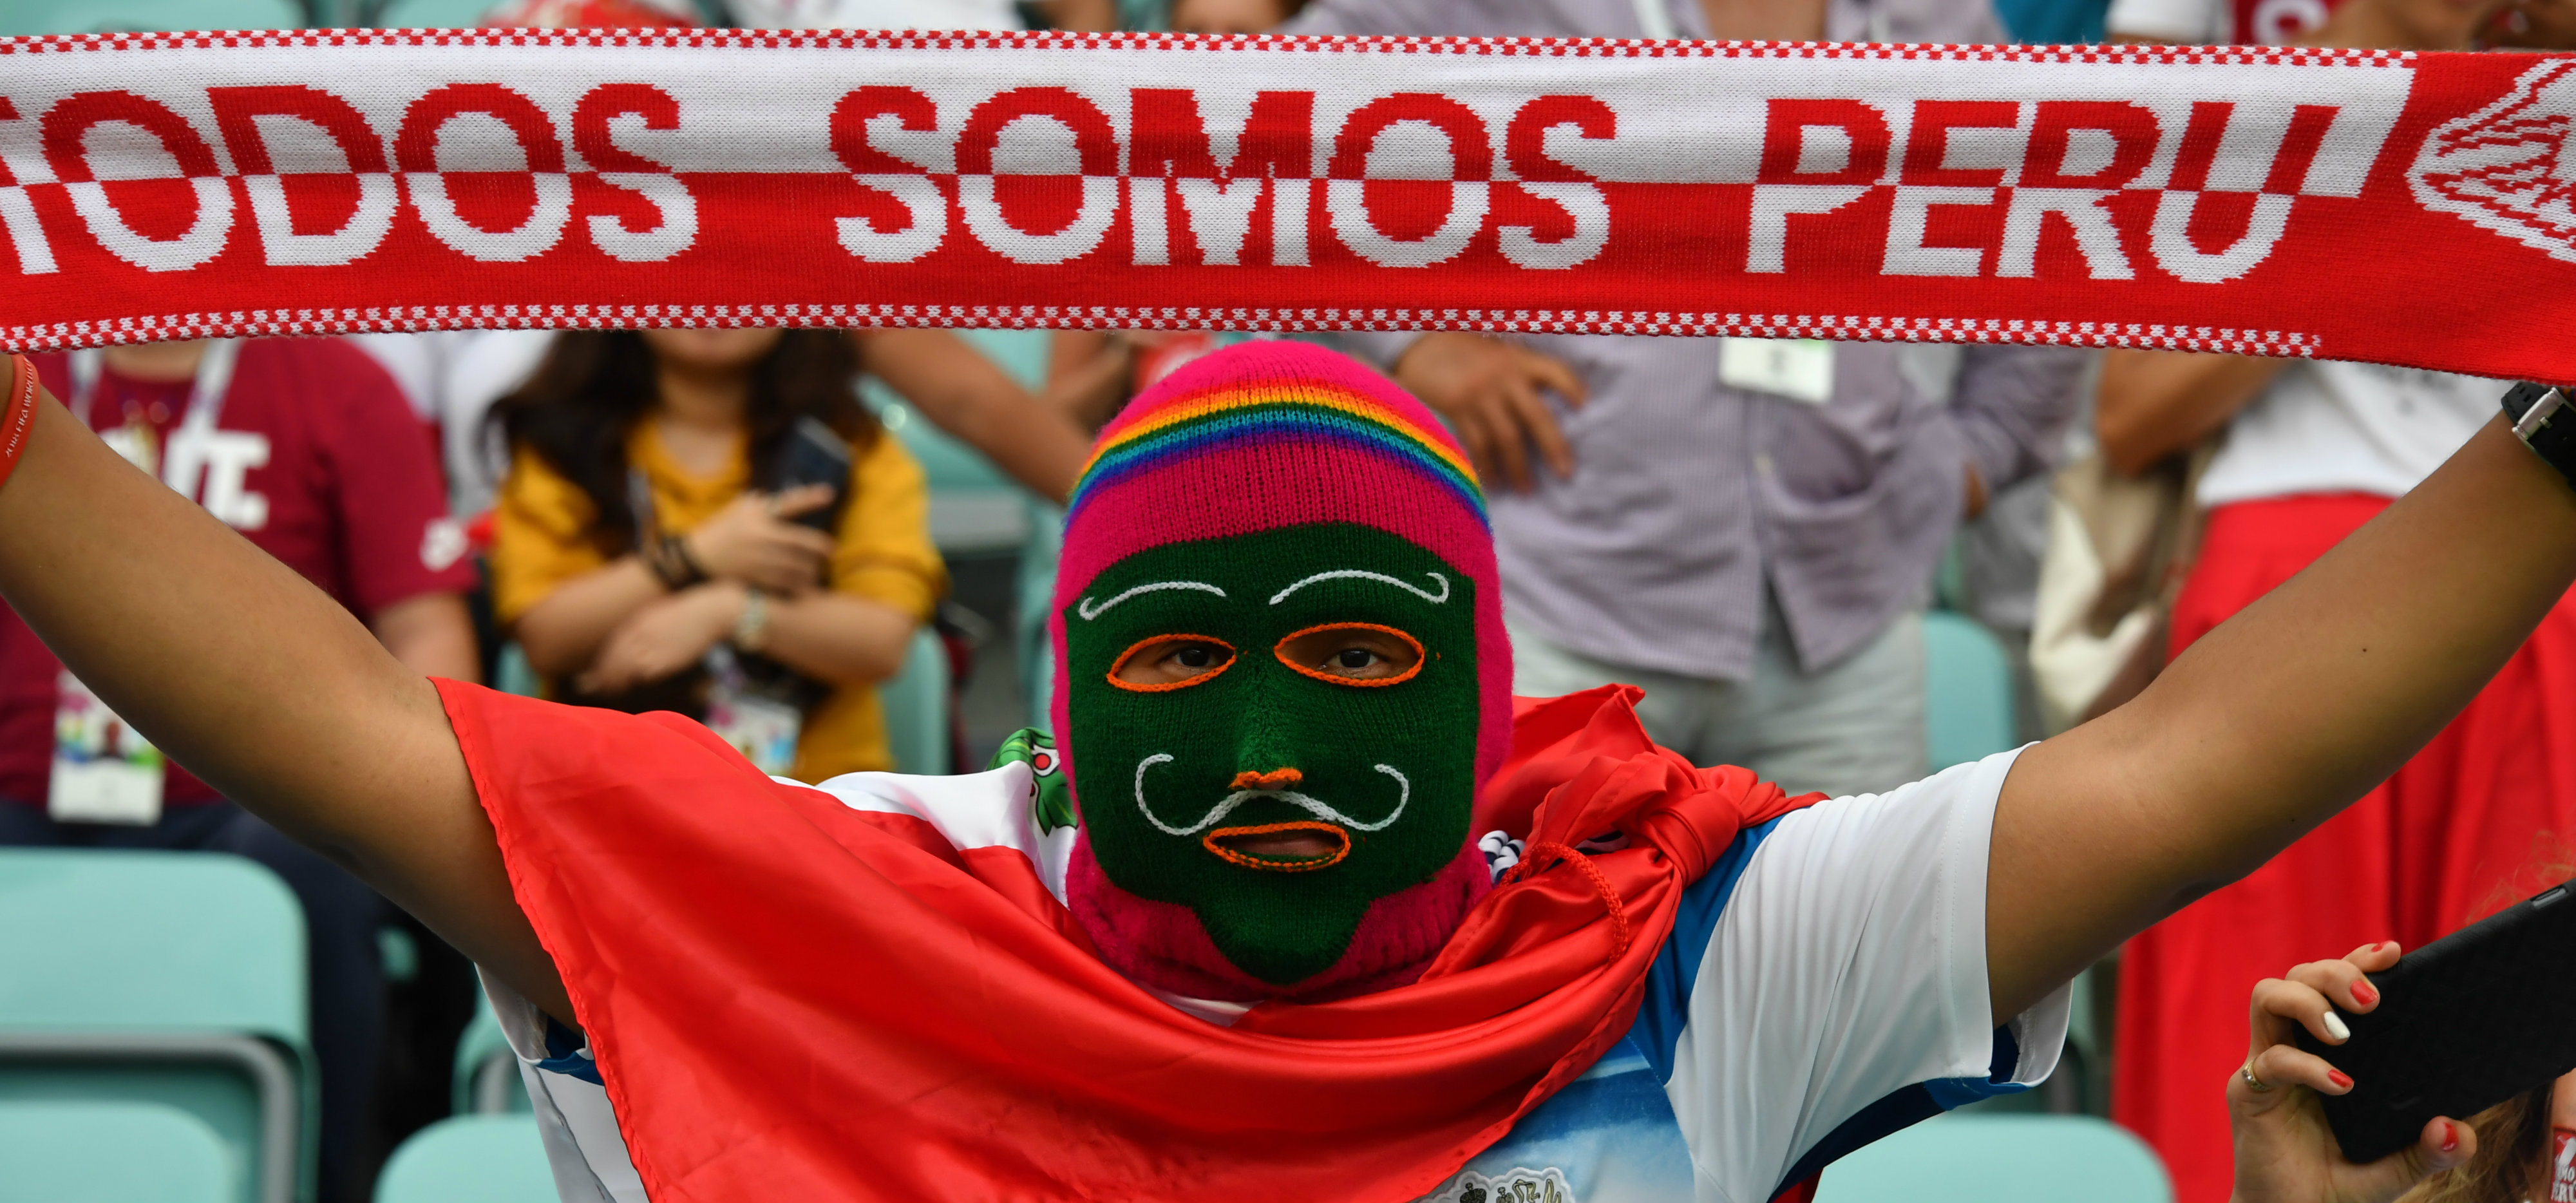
[[2503, 382, 2576, 492], [732, 588, 771, 653]]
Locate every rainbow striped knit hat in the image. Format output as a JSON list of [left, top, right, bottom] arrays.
[[1048, 339, 1511, 804]]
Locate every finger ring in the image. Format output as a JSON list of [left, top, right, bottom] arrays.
[[2242, 1065, 2275, 1093]]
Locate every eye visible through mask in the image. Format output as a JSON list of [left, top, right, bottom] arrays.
[[1275, 623, 1424, 686], [1109, 634, 1238, 692]]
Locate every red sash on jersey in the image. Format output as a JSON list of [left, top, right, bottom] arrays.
[[438, 679, 1819, 1203]]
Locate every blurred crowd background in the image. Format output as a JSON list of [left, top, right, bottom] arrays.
[[3, 0, 2574, 1202]]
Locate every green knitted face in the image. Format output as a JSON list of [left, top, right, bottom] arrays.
[[1065, 522, 1480, 987]]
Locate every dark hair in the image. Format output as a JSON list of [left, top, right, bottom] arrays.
[[2402, 1085, 2552, 1203], [491, 329, 878, 552]]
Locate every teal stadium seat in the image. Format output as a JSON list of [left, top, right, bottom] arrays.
[[0, 0, 307, 35], [366, 0, 490, 25], [1923, 610, 2020, 770], [882, 625, 954, 775], [1814, 1113, 2172, 1203], [0, 849, 313, 1203], [0, 1099, 232, 1203], [374, 1115, 557, 1203], [870, 328, 1047, 557]]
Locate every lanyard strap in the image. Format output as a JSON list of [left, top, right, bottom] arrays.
[[66, 340, 243, 432]]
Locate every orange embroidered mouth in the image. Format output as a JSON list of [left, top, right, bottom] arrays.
[[1202, 821, 1350, 871]]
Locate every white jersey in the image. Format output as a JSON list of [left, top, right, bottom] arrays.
[[482, 747, 2067, 1203], [2196, 362, 2506, 509]]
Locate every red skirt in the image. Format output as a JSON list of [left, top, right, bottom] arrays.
[[2112, 493, 2576, 1203]]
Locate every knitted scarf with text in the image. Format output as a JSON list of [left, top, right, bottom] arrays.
[[0, 30, 2567, 383]]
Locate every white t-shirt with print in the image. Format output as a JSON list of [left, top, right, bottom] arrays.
[[481, 747, 2067, 1203], [2196, 362, 2506, 509]]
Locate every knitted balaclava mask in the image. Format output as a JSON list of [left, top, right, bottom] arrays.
[[1051, 342, 1510, 1003]]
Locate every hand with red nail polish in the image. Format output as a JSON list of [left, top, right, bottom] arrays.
[[2224, 941, 2478, 1203]]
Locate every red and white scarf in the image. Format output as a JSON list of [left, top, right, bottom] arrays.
[[0, 29, 2569, 381]]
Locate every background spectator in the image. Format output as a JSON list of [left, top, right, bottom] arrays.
[[0, 337, 478, 1203], [1277, 0, 2087, 799], [491, 329, 943, 783], [2097, 2, 2550, 1196], [359, 326, 1092, 516], [2227, 938, 2576, 1203]]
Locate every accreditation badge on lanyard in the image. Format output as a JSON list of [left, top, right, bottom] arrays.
[[1718, 338, 1835, 406], [703, 646, 802, 777], [45, 342, 244, 824], [48, 672, 166, 824]]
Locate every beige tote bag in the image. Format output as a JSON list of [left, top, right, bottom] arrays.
[[2029, 444, 2213, 733]]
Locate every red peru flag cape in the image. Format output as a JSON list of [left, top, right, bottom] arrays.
[[0, 30, 2571, 381], [435, 677, 1818, 1202]]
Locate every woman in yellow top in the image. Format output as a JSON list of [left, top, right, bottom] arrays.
[[489, 328, 946, 782]]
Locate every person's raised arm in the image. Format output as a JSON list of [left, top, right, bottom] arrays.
[[2096, 348, 2288, 475], [0, 359, 571, 1021], [370, 592, 481, 683], [1044, 330, 1139, 431], [858, 328, 1092, 506], [1986, 412, 2576, 1021]]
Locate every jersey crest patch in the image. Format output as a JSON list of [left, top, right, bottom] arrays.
[[1427, 1166, 1577, 1203]]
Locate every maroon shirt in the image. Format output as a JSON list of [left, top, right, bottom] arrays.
[[0, 339, 475, 806]]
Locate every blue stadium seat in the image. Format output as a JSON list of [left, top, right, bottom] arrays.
[[1923, 610, 2020, 770], [0, 849, 313, 1203], [374, 1115, 556, 1203], [1815, 1113, 2172, 1203], [0, 1099, 232, 1203], [0, 0, 307, 35]]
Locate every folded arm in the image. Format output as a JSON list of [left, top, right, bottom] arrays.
[[1987, 415, 2576, 1021], [0, 363, 571, 1021]]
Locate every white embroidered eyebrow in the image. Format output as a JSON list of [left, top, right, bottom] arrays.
[[1267, 569, 1451, 606], [1077, 580, 1226, 620]]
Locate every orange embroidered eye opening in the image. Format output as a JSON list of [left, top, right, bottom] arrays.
[[1274, 622, 1425, 688], [1108, 634, 1237, 693]]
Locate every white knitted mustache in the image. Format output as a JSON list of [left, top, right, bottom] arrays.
[[1131, 753, 1410, 838]]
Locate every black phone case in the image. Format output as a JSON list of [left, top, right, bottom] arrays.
[[773, 416, 852, 534], [735, 417, 855, 708], [2293, 878, 2576, 1163]]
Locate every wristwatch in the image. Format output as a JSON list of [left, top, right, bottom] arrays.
[[732, 588, 772, 654], [2504, 383, 2576, 491]]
